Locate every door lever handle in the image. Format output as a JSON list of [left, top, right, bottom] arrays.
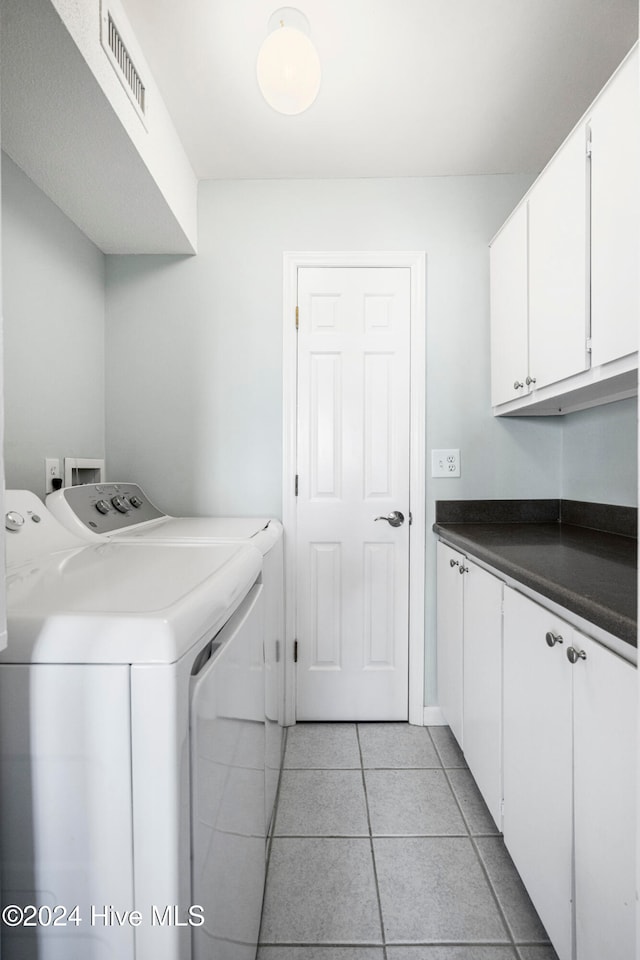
[[374, 511, 405, 528]]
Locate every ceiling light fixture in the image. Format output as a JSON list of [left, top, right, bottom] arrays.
[[256, 7, 321, 115]]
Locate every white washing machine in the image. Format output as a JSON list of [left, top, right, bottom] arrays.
[[1, 491, 266, 960], [47, 482, 286, 834]]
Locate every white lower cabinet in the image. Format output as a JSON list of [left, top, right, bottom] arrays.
[[503, 588, 574, 960], [436, 542, 464, 746], [503, 586, 637, 960], [572, 630, 637, 960], [461, 558, 503, 828], [436, 542, 503, 827]]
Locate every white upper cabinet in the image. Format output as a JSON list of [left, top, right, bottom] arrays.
[[490, 43, 639, 416], [528, 125, 589, 390], [589, 51, 640, 367], [490, 204, 529, 406]]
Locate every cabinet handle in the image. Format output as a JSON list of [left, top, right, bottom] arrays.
[[513, 380, 524, 390], [526, 376, 537, 386], [567, 646, 587, 664], [545, 631, 563, 647], [459, 565, 469, 575], [449, 559, 460, 568]]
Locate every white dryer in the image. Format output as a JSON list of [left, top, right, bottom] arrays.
[[1, 491, 265, 960], [47, 482, 286, 834]]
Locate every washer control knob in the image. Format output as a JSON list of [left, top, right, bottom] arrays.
[[111, 496, 129, 514], [5, 511, 25, 532], [129, 496, 143, 508], [95, 499, 111, 515]]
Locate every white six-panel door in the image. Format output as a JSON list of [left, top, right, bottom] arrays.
[[295, 266, 411, 721]]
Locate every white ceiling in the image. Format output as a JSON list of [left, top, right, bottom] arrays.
[[121, 0, 638, 181]]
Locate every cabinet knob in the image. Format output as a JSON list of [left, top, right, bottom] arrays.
[[513, 380, 524, 390], [545, 631, 563, 647], [526, 376, 537, 386], [459, 565, 469, 575], [449, 559, 460, 568], [567, 646, 587, 664]]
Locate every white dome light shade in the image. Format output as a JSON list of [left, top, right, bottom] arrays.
[[257, 22, 321, 115]]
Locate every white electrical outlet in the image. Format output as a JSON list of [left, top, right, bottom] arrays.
[[431, 448, 461, 478], [44, 458, 61, 493]]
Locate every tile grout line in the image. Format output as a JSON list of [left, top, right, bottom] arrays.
[[258, 726, 288, 951], [265, 725, 289, 866], [426, 726, 523, 958], [356, 723, 388, 960]]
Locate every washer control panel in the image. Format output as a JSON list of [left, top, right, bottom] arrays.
[[50, 482, 166, 535]]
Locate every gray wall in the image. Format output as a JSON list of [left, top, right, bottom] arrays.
[[561, 397, 638, 506], [2, 155, 105, 496], [106, 175, 558, 515], [105, 174, 566, 704]]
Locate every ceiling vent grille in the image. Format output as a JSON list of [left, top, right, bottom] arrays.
[[100, 3, 147, 123]]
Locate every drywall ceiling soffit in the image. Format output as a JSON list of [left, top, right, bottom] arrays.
[[1, 0, 197, 254], [121, 0, 639, 180]]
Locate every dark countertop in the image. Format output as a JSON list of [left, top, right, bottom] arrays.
[[433, 503, 637, 647]]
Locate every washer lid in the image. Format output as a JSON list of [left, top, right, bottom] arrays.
[[46, 484, 281, 552], [4, 540, 262, 665], [118, 516, 270, 540], [114, 516, 282, 553]]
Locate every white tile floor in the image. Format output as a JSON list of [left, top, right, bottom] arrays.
[[258, 723, 559, 960]]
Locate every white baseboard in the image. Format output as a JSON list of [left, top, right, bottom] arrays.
[[423, 706, 446, 726]]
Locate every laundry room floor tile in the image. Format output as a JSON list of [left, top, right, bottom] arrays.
[[358, 723, 441, 769], [274, 769, 369, 836], [446, 768, 501, 836], [386, 948, 518, 959], [516, 946, 560, 960], [365, 769, 466, 836], [258, 949, 385, 959], [260, 724, 556, 957], [474, 838, 551, 943], [373, 836, 509, 943], [259, 837, 382, 944], [285, 723, 361, 769], [427, 726, 468, 768]]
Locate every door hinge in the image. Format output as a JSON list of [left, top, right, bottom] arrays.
[[294, 639, 298, 663], [295, 474, 299, 496], [586, 128, 593, 158], [295, 305, 299, 329], [586, 337, 592, 353]]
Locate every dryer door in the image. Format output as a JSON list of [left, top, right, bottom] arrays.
[[190, 583, 265, 960]]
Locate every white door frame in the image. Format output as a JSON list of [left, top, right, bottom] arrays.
[[282, 250, 427, 726]]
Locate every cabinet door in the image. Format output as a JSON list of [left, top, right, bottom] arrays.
[[503, 588, 573, 960], [462, 561, 503, 828], [528, 125, 589, 390], [572, 632, 636, 960], [490, 203, 529, 406], [436, 542, 464, 746], [589, 49, 640, 366]]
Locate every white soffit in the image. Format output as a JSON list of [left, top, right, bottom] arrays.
[[121, 0, 639, 180], [1, 0, 198, 254]]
